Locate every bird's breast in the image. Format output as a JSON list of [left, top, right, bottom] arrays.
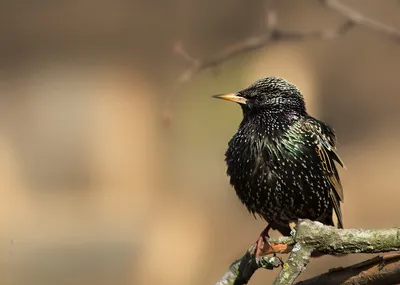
[[225, 125, 331, 223], [225, 130, 276, 191]]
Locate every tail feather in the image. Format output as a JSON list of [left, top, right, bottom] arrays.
[[321, 205, 343, 229], [329, 190, 344, 228]]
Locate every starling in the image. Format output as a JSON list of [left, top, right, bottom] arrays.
[[213, 77, 344, 246]]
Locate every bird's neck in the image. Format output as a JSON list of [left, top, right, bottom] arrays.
[[239, 111, 303, 140]]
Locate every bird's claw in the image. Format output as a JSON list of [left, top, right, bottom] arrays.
[[253, 234, 276, 263]]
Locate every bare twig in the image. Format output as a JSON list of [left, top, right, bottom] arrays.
[[296, 253, 400, 285], [169, 16, 352, 91], [172, 19, 352, 87], [321, 0, 400, 42], [216, 220, 400, 285], [163, 0, 400, 123]]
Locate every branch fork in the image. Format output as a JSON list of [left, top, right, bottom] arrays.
[[216, 220, 400, 285]]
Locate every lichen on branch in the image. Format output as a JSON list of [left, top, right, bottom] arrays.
[[216, 220, 400, 285]]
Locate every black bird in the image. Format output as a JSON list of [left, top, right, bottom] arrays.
[[213, 77, 344, 253]]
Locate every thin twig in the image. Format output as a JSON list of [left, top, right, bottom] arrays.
[[169, 17, 353, 98], [321, 0, 400, 42], [163, 0, 400, 123]]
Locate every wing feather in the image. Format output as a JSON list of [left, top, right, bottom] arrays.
[[303, 119, 345, 228]]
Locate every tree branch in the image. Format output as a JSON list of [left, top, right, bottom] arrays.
[[163, 1, 358, 122], [172, 17, 353, 88], [296, 253, 400, 285], [215, 236, 294, 285], [321, 0, 400, 42], [215, 246, 281, 285], [162, 0, 400, 125], [164, 0, 400, 121], [273, 244, 313, 285], [215, 220, 400, 285], [295, 220, 400, 255], [169, 8, 354, 95]]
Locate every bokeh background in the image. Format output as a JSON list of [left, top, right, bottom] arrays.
[[0, 0, 399, 284]]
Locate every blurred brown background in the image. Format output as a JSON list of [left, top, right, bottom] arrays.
[[0, 0, 399, 284]]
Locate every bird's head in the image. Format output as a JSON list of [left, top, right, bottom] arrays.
[[213, 77, 307, 118]]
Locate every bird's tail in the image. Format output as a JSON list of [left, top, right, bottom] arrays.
[[321, 206, 343, 229]]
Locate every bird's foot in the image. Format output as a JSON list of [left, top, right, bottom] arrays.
[[253, 233, 276, 263], [251, 224, 273, 262]]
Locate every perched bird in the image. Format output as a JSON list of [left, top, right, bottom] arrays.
[[213, 77, 344, 252]]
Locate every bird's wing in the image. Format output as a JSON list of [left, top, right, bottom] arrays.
[[302, 119, 345, 228]]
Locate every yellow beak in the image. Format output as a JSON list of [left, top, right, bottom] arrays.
[[212, 93, 247, 105]]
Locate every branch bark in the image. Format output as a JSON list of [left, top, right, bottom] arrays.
[[295, 220, 400, 255], [215, 236, 294, 285], [215, 220, 400, 285], [215, 247, 281, 285], [296, 253, 400, 285], [273, 244, 313, 285]]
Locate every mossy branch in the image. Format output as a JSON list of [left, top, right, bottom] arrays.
[[215, 220, 400, 285]]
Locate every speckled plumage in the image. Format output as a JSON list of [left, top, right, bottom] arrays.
[[215, 77, 344, 235]]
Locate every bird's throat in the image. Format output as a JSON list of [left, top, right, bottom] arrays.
[[240, 112, 301, 140]]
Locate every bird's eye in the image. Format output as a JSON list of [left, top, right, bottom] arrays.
[[256, 96, 264, 102]]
